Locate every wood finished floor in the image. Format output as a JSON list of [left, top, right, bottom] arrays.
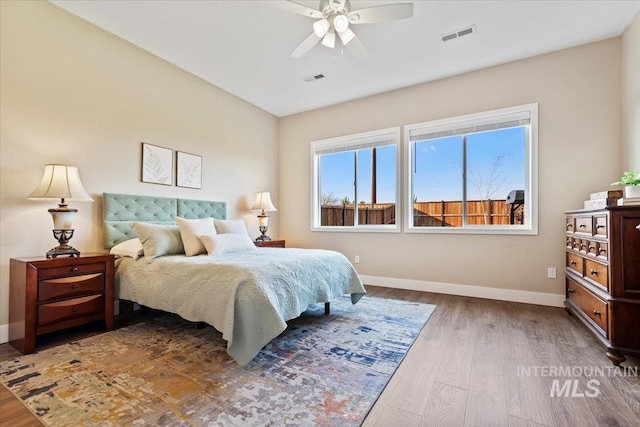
[[1, 285, 639, 427]]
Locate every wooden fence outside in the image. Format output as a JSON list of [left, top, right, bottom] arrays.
[[321, 203, 396, 226], [320, 199, 524, 226]]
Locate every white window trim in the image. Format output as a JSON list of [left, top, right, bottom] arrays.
[[311, 126, 401, 233], [403, 103, 538, 235]]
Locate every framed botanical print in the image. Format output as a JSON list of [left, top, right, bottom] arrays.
[[176, 151, 202, 189], [141, 143, 172, 186]]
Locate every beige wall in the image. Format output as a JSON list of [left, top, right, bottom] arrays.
[[279, 38, 622, 302], [622, 12, 640, 171], [0, 1, 279, 339]]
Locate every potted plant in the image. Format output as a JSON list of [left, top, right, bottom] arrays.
[[612, 171, 640, 198]]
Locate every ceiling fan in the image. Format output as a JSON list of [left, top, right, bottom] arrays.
[[278, 0, 414, 60]]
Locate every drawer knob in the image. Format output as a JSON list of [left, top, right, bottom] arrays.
[[568, 289, 575, 293], [593, 310, 601, 316], [72, 284, 79, 289], [566, 224, 572, 229], [579, 224, 586, 228], [72, 267, 79, 272], [588, 246, 595, 250], [599, 248, 606, 254], [590, 269, 598, 275], [570, 260, 577, 266], [72, 306, 78, 312]]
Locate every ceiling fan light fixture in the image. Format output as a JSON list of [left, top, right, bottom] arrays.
[[313, 19, 330, 37], [338, 27, 355, 45], [333, 14, 350, 33], [321, 30, 336, 48]]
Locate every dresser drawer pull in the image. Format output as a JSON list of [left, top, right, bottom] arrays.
[[580, 244, 586, 249], [593, 310, 601, 316], [71, 284, 79, 289], [570, 260, 577, 266], [568, 289, 575, 293], [579, 224, 586, 228], [566, 224, 573, 229], [596, 225, 605, 229], [589, 269, 598, 275], [599, 248, 606, 253], [588, 245, 595, 250], [72, 306, 78, 312], [72, 267, 78, 272]]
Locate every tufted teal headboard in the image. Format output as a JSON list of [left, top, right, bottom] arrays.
[[103, 193, 226, 248]]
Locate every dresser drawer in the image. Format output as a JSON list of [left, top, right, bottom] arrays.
[[565, 216, 575, 233], [38, 262, 106, 280], [38, 273, 104, 302], [596, 242, 608, 260], [566, 252, 583, 275], [594, 214, 608, 238], [38, 294, 105, 327], [575, 216, 593, 234], [584, 259, 608, 290], [586, 240, 599, 257], [567, 279, 608, 335]]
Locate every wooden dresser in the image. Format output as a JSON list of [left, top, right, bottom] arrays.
[[564, 206, 640, 365], [9, 253, 115, 354]]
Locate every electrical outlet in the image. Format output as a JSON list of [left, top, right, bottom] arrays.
[[547, 267, 557, 279], [355, 255, 360, 264]]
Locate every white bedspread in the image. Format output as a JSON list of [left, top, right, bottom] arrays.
[[115, 248, 366, 365]]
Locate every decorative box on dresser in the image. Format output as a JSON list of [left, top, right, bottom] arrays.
[[9, 253, 115, 354], [564, 206, 640, 365]]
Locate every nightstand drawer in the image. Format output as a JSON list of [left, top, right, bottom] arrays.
[[38, 294, 105, 327], [38, 273, 104, 302], [38, 262, 106, 280]]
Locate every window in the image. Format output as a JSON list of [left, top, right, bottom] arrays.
[[405, 103, 537, 234], [311, 127, 400, 231]]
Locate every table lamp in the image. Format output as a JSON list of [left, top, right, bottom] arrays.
[[28, 165, 94, 258], [251, 191, 277, 242]]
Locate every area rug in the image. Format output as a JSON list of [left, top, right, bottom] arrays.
[[0, 296, 435, 426]]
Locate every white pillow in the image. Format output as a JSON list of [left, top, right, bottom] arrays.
[[199, 233, 257, 256], [214, 219, 248, 235], [131, 222, 185, 263], [175, 216, 216, 257], [110, 238, 144, 260]]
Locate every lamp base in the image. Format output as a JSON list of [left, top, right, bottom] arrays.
[[255, 225, 271, 242], [46, 246, 81, 259], [46, 229, 81, 259]]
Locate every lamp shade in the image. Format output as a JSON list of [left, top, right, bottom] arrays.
[[251, 192, 277, 213], [28, 165, 93, 202]]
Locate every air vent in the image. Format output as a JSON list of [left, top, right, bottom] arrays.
[[303, 74, 326, 83], [441, 25, 476, 42]]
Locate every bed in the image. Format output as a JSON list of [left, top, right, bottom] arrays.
[[103, 193, 366, 365]]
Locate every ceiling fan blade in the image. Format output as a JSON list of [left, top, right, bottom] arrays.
[[290, 32, 322, 58], [345, 33, 369, 60], [275, 1, 323, 19], [348, 3, 414, 24]]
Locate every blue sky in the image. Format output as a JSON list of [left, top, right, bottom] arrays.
[[319, 127, 525, 204]]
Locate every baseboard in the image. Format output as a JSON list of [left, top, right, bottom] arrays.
[[0, 324, 8, 344], [360, 275, 565, 307]]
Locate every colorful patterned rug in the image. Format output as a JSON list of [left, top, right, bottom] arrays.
[[0, 296, 435, 426]]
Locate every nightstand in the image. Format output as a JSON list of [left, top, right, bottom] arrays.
[[254, 240, 285, 248], [9, 253, 115, 354]]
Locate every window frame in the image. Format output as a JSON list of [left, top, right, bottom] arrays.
[[311, 126, 401, 233], [403, 103, 538, 235]]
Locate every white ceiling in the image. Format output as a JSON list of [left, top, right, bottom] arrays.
[[50, 0, 640, 117]]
